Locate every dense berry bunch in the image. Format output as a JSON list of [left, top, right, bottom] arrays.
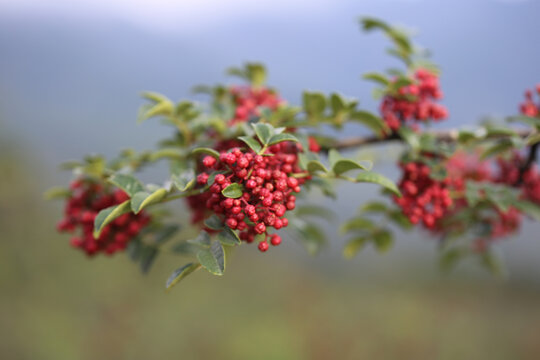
[[229, 86, 282, 124], [519, 85, 540, 117], [440, 152, 522, 247], [189, 141, 307, 252], [380, 69, 448, 131], [56, 179, 150, 256], [394, 161, 453, 229], [495, 153, 540, 205], [445, 150, 492, 187]]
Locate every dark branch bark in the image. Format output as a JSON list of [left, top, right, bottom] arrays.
[[516, 142, 539, 185], [329, 128, 533, 151]]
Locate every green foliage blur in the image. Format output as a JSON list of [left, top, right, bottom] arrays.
[[2, 139, 540, 360]]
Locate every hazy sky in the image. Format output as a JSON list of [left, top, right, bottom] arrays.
[[1, 0, 539, 164]]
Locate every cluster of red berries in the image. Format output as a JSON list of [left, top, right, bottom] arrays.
[[189, 140, 307, 252], [394, 161, 453, 229], [229, 86, 282, 124], [56, 179, 150, 256], [496, 153, 540, 205], [380, 68, 448, 131], [446, 152, 522, 245], [519, 84, 540, 117]]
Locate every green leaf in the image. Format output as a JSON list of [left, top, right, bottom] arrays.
[[360, 201, 388, 213], [360, 17, 392, 33], [217, 228, 241, 246], [398, 126, 420, 150], [330, 93, 346, 114], [246, 63, 267, 87], [465, 181, 481, 207], [93, 200, 132, 238], [204, 215, 224, 230], [350, 111, 388, 137], [171, 168, 196, 192], [486, 127, 517, 137], [238, 136, 262, 153], [191, 147, 220, 159], [294, 205, 335, 220], [170, 242, 199, 255], [188, 231, 212, 248], [293, 219, 326, 255], [333, 159, 371, 175], [343, 237, 368, 259], [480, 250, 507, 278], [221, 183, 243, 198], [141, 91, 170, 103], [149, 148, 184, 161], [514, 201, 540, 221], [362, 72, 390, 86], [306, 160, 328, 174], [388, 210, 413, 229], [526, 133, 540, 146], [458, 130, 480, 144], [138, 97, 174, 123], [139, 246, 158, 274], [356, 171, 401, 196], [252, 123, 274, 145], [44, 187, 71, 200], [165, 263, 201, 290], [340, 217, 375, 234], [153, 225, 180, 245], [197, 241, 225, 276], [328, 148, 342, 167], [108, 173, 145, 197], [480, 140, 514, 160], [130, 188, 168, 214], [440, 248, 468, 272], [268, 133, 299, 146], [302, 91, 327, 117], [391, 77, 414, 92], [508, 115, 540, 128], [373, 229, 393, 253]]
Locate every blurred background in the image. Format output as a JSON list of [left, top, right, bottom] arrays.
[[2, 0, 540, 359]]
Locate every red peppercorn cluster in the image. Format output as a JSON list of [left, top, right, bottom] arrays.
[[519, 85, 540, 117], [431, 152, 524, 247], [394, 161, 453, 229], [56, 179, 150, 256], [190, 141, 307, 252], [380, 68, 448, 131], [229, 86, 282, 124], [495, 153, 540, 205]]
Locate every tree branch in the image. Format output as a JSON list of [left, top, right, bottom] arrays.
[[329, 128, 534, 151]]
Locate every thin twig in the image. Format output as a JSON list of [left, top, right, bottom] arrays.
[[329, 128, 533, 151]]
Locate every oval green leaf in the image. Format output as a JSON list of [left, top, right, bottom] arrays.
[[165, 263, 202, 290], [268, 133, 299, 146], [191, 147, 220, 159], [356, 171, 401, 196], [221, 183, 243, 199], [93, 200, 132, 238], [197, 241, 225, 276], [238, 136, 262, 153], [108, 173, 145, 196], [217, 228, 241, 246], [252, 123, 274, 145], [131, 188, 168, 214]]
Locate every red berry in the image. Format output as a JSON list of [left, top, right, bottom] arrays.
[[270, 234, 282, 246], [258, 241, 269, 252], [202, 156, 217, 168]]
